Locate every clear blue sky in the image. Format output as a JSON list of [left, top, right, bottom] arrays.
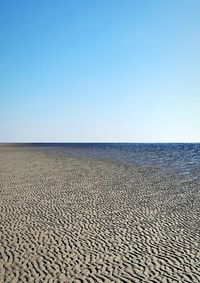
[[0, 0, 199, 142]]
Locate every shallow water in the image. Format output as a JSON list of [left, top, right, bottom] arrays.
[[33, 143, 200, 183]]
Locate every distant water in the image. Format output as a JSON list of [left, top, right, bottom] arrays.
[[33, 143, 200, 183]]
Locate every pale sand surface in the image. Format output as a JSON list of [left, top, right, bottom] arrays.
[[0, 145, 199, 282]]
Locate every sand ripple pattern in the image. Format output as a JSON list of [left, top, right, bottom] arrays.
[[0, 146, 200, 282]]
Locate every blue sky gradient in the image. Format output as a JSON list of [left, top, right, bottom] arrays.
[[0, 0, 200, 142]]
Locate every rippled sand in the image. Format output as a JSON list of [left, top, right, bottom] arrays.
[[0, 145, 199, 282]]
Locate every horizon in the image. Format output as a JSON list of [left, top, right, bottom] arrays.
[[1, 0, 200, 142], [1, 142, 200, 145]]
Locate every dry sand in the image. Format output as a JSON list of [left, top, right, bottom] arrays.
[[0, 145, 199, 282]]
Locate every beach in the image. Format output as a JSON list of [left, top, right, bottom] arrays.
[[0, 144, 199, 282]]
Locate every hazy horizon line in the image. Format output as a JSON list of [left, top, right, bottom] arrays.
[[1, 141, 199, 144]]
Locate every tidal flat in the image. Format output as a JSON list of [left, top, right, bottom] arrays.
[[0, 144, 199, 282]]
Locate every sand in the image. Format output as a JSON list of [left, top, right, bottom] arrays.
[[0, 145, 199, 282]]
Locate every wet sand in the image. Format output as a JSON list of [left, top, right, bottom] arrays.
[[0, 145, 199, 282]]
